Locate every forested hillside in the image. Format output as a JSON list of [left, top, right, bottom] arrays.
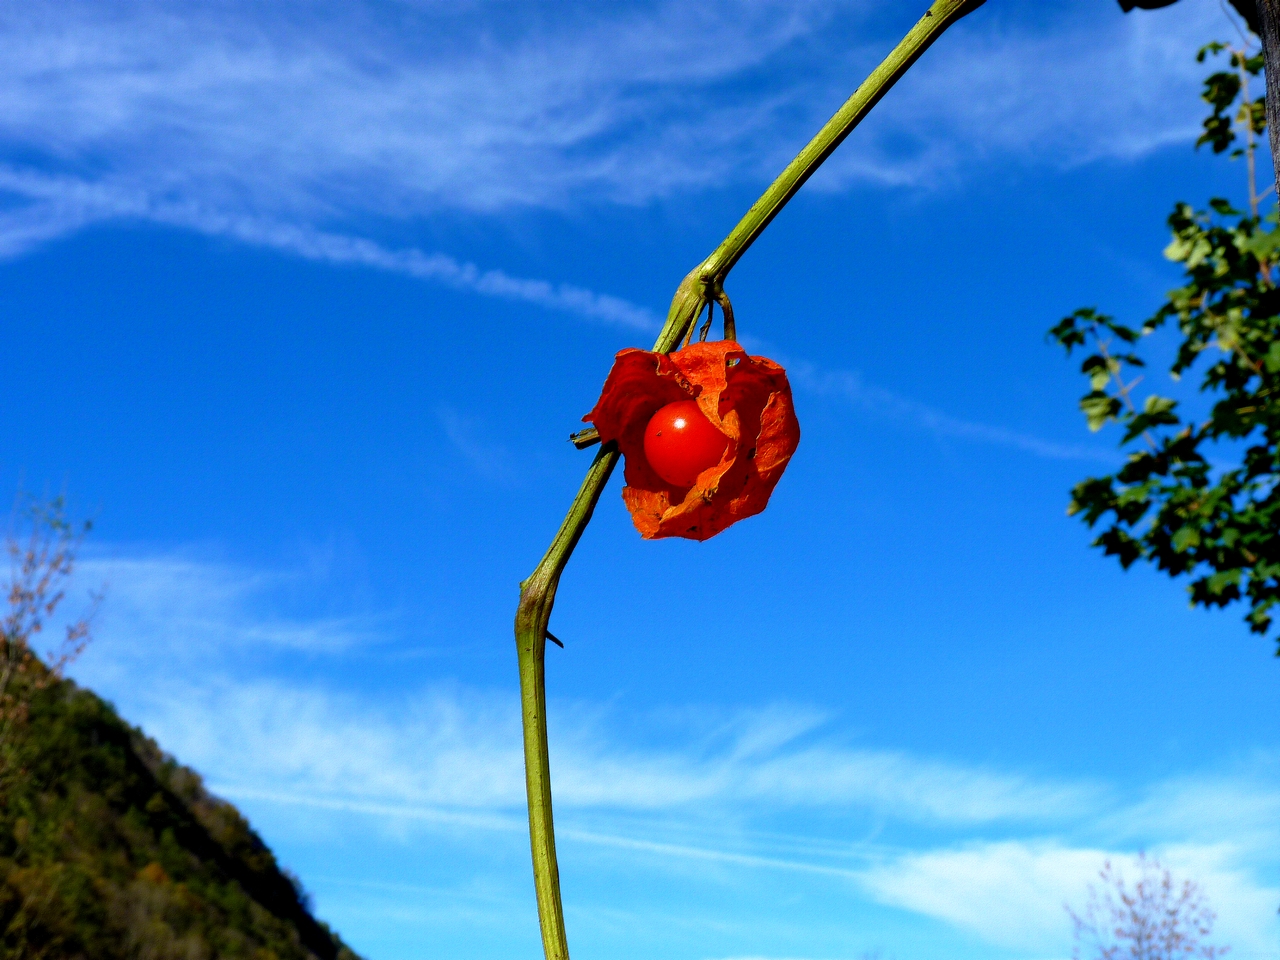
[[0, 663, 361, 960]]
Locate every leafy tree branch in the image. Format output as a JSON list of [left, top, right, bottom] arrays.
[[1050, 41, 1280, 644]]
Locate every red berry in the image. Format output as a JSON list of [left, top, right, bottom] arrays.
[[643, 400, 728, 488]]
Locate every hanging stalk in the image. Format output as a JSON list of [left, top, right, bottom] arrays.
[[513, 2, 983, 957]]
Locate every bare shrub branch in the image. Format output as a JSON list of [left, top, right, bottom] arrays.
[[1068, 853, 1228, 960], [0, 493, 102, 756]]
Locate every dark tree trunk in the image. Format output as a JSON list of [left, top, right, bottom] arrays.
[[1261, 1, 1280, 192]]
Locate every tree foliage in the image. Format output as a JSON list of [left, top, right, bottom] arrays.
[[0, 663, 362, 960], [1049, 41, 1280, 645]]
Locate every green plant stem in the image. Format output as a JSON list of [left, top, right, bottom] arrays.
[[513, 2, 982, 957], [514, 442, 618, 960], [700, 1, 984, 282]]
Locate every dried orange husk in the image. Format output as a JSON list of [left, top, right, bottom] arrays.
[[584, 339, 800, 541]]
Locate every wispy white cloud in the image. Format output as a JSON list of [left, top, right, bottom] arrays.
[[2, 154, 1111, 462], [174, 210, 660, 331], [73, 553, 1100, 825], [783, 358, 1114, 463], [859, 840, 1278, 956], [0, 1, 840, 213], [859, 841, 1105, 951], [189, 706, 1280, 954], [0, 166, 659, 329], [0, 0, 1231, 217], [810, 2, 1238, 192], [0, 0, 1245, 330], [854, 763, 1280, 954], [109, 669, 1099, 827], [65, 548, 1280, 957], [1097, 763, 1280, 850], [76, 552, 390, 666]]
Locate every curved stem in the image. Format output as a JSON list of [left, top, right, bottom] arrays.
[[515, 444, 618, 960], [513, 3, 982, 957]]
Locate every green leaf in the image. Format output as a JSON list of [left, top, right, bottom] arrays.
[[1172, 526, 1201, 552], [1081, 392, 1120, 432], [1242, 224, 1280, 259], [1121, 395, 1180, 444], [1206, 568, 1242, 595], [1048, 313, 1086, 351], [1081, 355, 1112, 390], [1050, 42, 1280, 646], [1165, 231, 1213, 266], [1196, 41, 1226, 63], [1265, 340, 1280, 374]]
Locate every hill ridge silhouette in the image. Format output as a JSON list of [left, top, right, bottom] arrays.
[[1, 663, 362, 960]]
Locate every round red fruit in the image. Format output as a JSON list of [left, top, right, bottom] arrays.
[[643, 400, 728, 488]]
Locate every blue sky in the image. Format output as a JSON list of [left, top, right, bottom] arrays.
[[4, 1, 1279, 958]]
